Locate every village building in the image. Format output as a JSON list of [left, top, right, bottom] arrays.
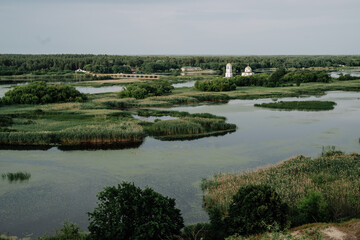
[[241, 66, 254, 76], [75, 68, 89, 74], [225, 63, 233, 78]]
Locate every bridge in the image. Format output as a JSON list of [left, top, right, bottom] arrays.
[[102, 73, 160, 79]]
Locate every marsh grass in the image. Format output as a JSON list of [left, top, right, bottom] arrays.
[[147, 117, 236, 138], [58, 122, 144, 145], [1, 171, 31, 183], [201, 151, 360, 222], [254, 101, 336, 111], [136, 109, 226, 120], [148, 95, 199, 105]]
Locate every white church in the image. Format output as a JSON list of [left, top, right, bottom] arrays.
[[225, 63, 254, 77]]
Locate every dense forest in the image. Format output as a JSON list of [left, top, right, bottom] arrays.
[[1, 54, 360, 75]]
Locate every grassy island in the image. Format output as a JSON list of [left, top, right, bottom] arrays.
[[254, 100, 337, 111]]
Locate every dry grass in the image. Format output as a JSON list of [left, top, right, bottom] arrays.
[[202, 151, 360, 221]]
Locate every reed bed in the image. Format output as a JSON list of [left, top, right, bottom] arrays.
[[187, 93, 230, 102], [254, 101, 336, 111], [0, 131, 55, 145], [149, 119, 205, 135], [148, 117, 236, 136], [136, 109, 226, 120], [58, 122, 145, 145], [148, 95, 199, 105], [201, 151, 360, 221], [185, 117, 235, 131]]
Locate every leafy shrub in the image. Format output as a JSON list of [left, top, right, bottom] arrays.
[[0, 81, 87, 105], [225, 184, 289, 236], [88, 182, 184, 240], [119, 80, 174, 99], [293, 191, 329, 226]]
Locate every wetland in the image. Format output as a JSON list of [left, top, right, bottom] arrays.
[[1, 90, 360, 238]]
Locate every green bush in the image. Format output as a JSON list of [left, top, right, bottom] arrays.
[[293, 191, 329, 226], [119, 80, 174, 99], [225, 184, 289, 236], [87, 182, 184, 240], [0, 81, 87, 105]]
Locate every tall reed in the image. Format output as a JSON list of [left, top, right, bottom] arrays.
[[202, 151, 360, 221]]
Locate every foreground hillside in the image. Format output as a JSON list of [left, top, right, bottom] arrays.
[[201, 150, 360, 239], [227, 219, 360, 240]]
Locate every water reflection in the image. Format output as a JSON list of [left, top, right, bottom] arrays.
[[330, 69, 360, 78], [1, 172, 31, 183]]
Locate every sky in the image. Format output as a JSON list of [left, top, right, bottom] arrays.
[[0, 0, 359, 55]]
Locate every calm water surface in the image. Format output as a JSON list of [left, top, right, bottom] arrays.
[[0, 91, 360, 237], [0, 81, 194, 98]]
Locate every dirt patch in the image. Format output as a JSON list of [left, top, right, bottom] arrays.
[[321, 227, 348, 240]]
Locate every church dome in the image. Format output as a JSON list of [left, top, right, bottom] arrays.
[[244, 66, 252, 72]]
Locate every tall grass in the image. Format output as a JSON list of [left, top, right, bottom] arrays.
[[136, 109, 226, 120], [189, 93, 230, 102], [149, 119, 205, 135], [148, 117, 236, 136], [58, 122, 144, 145], [148, 95, 199, 105], [0, 131, 55, 145], [201, 151, 360, 222]]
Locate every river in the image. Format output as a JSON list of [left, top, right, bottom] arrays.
[[0, 91, 360, 238]]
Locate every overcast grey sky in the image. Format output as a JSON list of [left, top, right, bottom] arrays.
[[0, 0, 359, 55]]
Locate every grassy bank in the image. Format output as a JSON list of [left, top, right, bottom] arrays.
[[201, 151, 360, 224], [254, 101, 336, 111]]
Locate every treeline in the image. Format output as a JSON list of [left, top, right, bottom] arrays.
[[195, 69, 332, 91], [0, 81, 87, 105], [1, 54, 360, 75]]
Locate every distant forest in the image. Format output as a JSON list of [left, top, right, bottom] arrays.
[[1, 54, 360, 75]]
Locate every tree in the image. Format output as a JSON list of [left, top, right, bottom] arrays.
[[88, 182, 184, 240], [268, 68, 286, 87], [225, 184, 289, 236]]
